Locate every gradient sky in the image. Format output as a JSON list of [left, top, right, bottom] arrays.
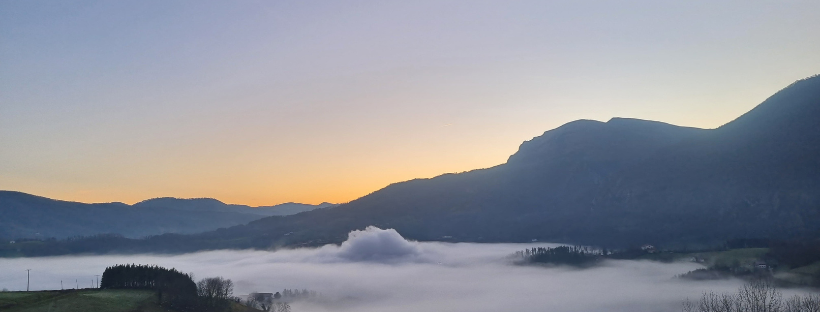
[[1, 1, 819, 206]]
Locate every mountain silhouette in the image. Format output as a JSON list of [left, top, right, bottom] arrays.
[[199, 74, 820, 249], [4, 74, 819, 255], [0, 191, 334, 239]]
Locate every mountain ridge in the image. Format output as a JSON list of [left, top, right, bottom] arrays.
[[0, 190, 335, 239], [3, 74, 819, 255], [212, 74, 820, 248]]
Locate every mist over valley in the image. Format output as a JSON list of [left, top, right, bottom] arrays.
[[3, 1, 820, 311], [3, 227, 795, 312]]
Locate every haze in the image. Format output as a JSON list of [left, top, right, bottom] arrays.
[[2, 1, 820, 205], [4, 227, 805, 312]]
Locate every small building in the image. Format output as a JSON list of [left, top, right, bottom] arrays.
[[754, 261, 768, 269]]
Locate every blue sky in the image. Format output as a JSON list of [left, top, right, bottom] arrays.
[[1, 1, 819, 205]]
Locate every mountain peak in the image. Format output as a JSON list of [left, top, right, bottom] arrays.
[[718, 74, 820, 136], [506, 117, 704, 166], [134, 197, 228, 211]]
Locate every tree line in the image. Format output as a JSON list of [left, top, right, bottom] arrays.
[[514, 246, 604, 266], [101, 264, 198, 310], [281, 288, 318, 300], [245, 291, 296, 312], [100, 264, 245, 312], [244, 288, 319, 311]]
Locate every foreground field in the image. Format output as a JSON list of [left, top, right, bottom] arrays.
[[0, 289, 260, 312], [0, 289, 169, 312]]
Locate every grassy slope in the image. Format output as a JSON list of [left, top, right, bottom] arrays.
[[695, 248, 770, 267], [659, 248, 820, 286], [792, 261, 820, 276], [0, 289, 261, 312], [626, 248, 770, 265], [0, 289, 166, 312]]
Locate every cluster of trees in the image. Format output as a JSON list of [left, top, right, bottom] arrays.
[[515, 246, 603, 266], [281, 289, 318, 300], [246, 292, 291, 312], [2, 234, 137, 257], [100, 264, 198, 310], [682, 280, 820, 312], [197, 277, 235, 312], [244, 288, 320, 311], [100, 264, 242, 312], [100, 264, 187, 289]]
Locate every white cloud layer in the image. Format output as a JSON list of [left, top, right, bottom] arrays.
[[0, 227, 814, 312], [311, 226, 425, 263]]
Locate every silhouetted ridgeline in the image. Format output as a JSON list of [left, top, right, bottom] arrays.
[[0, 191, 335, 239], [3, 74, 820, 256]]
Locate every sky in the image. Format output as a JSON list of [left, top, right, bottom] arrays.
[[1, 1, 819, 206]]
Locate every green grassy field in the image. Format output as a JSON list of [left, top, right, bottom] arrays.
[[0, 289, 169, 312], [689, 248, 770, 267], [0, 289, 262, 312], [792, 261, 820, 276]]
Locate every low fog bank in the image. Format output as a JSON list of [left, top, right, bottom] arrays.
[[0, 227, 812, 312]]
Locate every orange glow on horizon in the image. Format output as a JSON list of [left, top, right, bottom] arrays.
[[3, 1, 818, 207]]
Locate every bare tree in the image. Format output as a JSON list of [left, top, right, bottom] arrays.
[[197, 277, 234, 300], [683, 298, 696, 312], [245, 294, 261, 311], [244, 293, 259, 309], [682, 280, 819, 312], [274, 301, 291, 312], [691, 291, 737, 312], [197, 277, 234, 310], [785, 294, 820, 312], [736, 280, 782, 312], [246, 292, 273, 311]]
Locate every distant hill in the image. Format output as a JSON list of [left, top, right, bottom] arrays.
[[0, 191, 334, 239], [4, 74, 819, 256], [133, 197, 335, 216]]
